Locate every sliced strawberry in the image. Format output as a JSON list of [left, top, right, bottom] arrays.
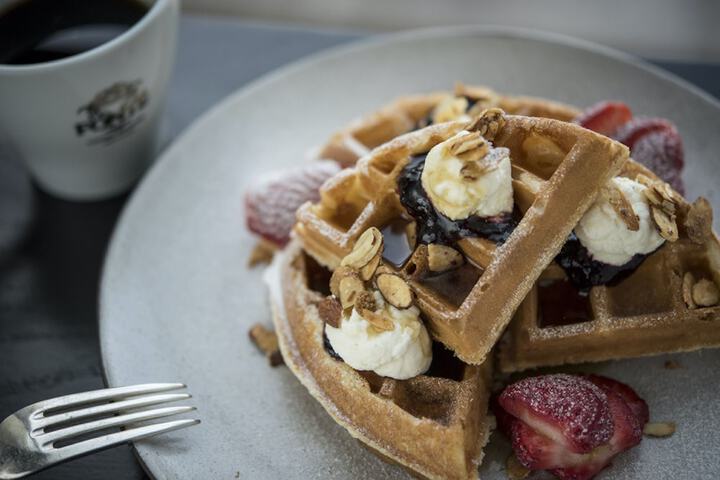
[[585, 374, 649, 426], [574, 101, 633, 137], [499, 374, 613, 454], [244, 160, 341, 246], [613, 117, 675, 150], [629, 129, 685, 195]]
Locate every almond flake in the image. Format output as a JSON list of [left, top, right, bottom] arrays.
[[360, 252, 381, 281], [643, 421, 676, 437], [448, 131, 489, 162], [427, 244, 464, 272], [247, 241, 275, 267], [683, 272, 697, 309], [692, 278, 720, 307], [330, 266, 360, 299], [338, 274, 366, 310], [361, 309, 394, 332], [604, 184, 640, 231], [376, 273, 413, 309], [466, 107, 505, 140], [650, 205, 678, 242], [341, 227, 384, 270], [318, 297, 343, 328], [684, 197, 713, 244], [248, 323, 283, 367]]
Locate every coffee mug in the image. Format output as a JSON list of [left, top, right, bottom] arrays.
[[0, 0, 179, 200]]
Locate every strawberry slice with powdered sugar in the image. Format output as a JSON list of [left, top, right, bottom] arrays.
[[585, 374, 649, 426], [245, 160, 341, 247]]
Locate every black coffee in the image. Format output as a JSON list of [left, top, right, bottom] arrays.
[[0, 0, 148, 65]]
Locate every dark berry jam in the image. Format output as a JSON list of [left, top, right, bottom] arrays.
[[323, 329, 343, 361], [397, 154, 517, 246], [555, 233, 650, 293], [538, 279, 593, 328]]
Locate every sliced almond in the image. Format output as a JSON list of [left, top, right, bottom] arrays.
[[466, 107, 506, 140], [692, 278, 720, 307], [341, 227, 384, 269], [635, 173, 655, 189], [643, 421, 676, 437], [329, 266, 359, 299], [361, 309, 394, 332], [318, 296, 343, 328], [448, 131, 489, 162], [376, 273, 413, 309], [427, 244, 464, 272], [432, 96, 469, 124], [684, 197, 713, 244], [338, 274, 366, 310], [354, 291, 377, 312], [683, 272, 697, 309], [248, 323, 283, 367], [360, 252, 382, 281], [603, 184, 640, 231], [505, 454, 530, 480], [247, 241, 275, 267], [650, 205, 679, 242]]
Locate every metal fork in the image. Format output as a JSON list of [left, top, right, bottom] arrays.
[[0, 383, 199, 479]]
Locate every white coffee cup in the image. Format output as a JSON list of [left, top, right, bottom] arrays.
[[0, 0, 179, 200]]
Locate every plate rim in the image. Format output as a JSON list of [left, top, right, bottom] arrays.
[[98, 24, 720, 479]]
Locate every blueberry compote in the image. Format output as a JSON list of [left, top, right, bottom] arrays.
[[397, 154, 517, 246], [555, 233, 650, 293]]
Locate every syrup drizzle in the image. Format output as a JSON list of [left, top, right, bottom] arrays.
[[397, 155, 517, 246]]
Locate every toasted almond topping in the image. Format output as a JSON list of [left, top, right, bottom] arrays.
[[338, 274, 366, 310], [635, 173, 655, 188], [405, 222, 417, 250], [604, 184, 640, 231], [664, 360, 682, 369], [505, 454, 530, 480], [248, 323, 283, 367], [376, 273, 413, 309], [684, 197, 713, 244], [247, 241, 275, 267], [318, 297, 343, 328], [360, 252, 382, 281], [329, 266, 360, 299], [521, 133, 566, 171], [432, 96, 469, 124], [427, 244, 464, 272], [341, 227, 384, 269], [683, 272, 697, 309], [692, 278, 720, 307], [361, 309, 394, 332], [650, 205, 679, 242], [466, 107, 506, 140], [644, 421, 676, 437], [448, 131, 490, 162], [354, 291, 377, 312]]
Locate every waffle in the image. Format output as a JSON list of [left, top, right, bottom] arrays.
[[295, 112, 628, 365], [318, 84, 580, 168], [270, 241, 493, 480], [498, 160, 720, 372]]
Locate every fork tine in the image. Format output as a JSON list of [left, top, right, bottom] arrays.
[[40, 406, 196, 445], [33, 383, 186, 414], [53, 419, 200, 463], [34, 393, 191, 430]]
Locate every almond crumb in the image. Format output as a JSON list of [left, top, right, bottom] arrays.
[[248, 323, 283, 367], [692, 278, 720, 307], [505, 454, 530, 480], [644, 421, 676, 437], [466, 107, 506, 140]]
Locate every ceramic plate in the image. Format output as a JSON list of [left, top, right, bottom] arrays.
[[100, 26, 720, 479]]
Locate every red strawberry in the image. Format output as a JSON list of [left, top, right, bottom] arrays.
[[574, 101, 633, 137], [585, 375, 649, 426], [613, 117, 675, 150], [245, 160, 341, 246], [499, 374, 613, 454], [629, 129, 685, 195]]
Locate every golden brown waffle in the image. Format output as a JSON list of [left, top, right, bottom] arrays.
[[271, 241, 494, 480], [318, 84, 580, 167], [498, 161, 720, 372], [295, 112, 628, 364]]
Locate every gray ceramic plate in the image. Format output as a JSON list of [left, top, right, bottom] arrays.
[[100, 26, 720, 479]]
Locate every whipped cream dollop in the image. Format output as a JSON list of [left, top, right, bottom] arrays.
[[421, 131, 513, 220], [325, 292, 432, 380], [576, 177, 665, 266]]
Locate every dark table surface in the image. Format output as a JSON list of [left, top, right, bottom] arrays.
[[0, 15, 718, 480]]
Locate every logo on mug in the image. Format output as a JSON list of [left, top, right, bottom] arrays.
[[75, 80, 149, 145]]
